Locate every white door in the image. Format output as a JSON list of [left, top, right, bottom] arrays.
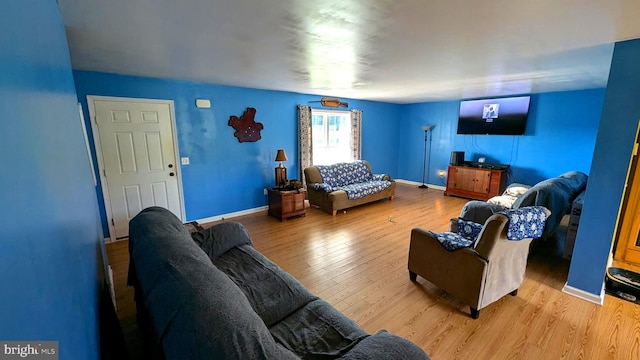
[[90, 97, 183, 239]]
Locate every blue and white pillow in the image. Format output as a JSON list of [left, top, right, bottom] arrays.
[[457, 219, 483, 242], [498, 206, 548, 240]]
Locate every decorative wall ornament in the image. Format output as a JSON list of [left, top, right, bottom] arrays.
[[309, 97, 349, 108], [228, 107, 263, 143]]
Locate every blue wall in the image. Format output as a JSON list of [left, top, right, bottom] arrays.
[[398, 89, 606, 187], [0, 2, 103, 358], [73, 71, 402, 236], [567, 39, 640, 295]]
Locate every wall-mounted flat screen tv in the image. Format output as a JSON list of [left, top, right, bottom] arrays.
[[457, 96, 531, 135]]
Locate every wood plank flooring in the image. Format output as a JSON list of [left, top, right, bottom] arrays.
[[106, 183, 640, 359]]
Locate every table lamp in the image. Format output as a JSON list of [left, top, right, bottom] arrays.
[[275, 149, 288, 187]]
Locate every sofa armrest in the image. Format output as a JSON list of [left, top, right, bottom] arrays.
[[372, 173, 391, 181], [341, 330, 430, 359], [312, 182, 333, 192], [191, 221, 253, 260], [303, 166, 323, 186], [460, 200, 508, 224]]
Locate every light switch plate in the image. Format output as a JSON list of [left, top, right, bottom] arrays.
[[181, 157, 190, 165]]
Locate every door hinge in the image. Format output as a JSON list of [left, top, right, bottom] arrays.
[[111, 218, 115, 226], [103, 169, 107, 178], [634, 143, 638, 156]]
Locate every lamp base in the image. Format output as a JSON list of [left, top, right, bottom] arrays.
[[275, 167, 287, 187], [418, 184, 428, 189]]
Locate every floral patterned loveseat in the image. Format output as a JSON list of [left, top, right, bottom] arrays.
[[304, 160, 396, 215]]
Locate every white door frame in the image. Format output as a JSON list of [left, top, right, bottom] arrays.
[[87, 95, 186, 241]]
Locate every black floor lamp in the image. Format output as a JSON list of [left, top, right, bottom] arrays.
[[419, 125, 433, 189]]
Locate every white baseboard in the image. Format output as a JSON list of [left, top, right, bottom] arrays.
[[103, 206, 268, 241], [194, 205, 268, 225], [395, 179, 446, 191], [562, 282, 605, 305], [107, 265, 116, 310]]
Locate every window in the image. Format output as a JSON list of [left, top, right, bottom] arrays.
[[311, 109, 352, 165]]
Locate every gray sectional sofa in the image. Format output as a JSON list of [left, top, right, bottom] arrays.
[[128, 207, 429, 359], [459, 171, 588, 239]]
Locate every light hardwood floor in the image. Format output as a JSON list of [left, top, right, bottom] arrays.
[[106, 183, 640, 359]]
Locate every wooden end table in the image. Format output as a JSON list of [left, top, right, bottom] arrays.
[[267, 188, 306, 221]]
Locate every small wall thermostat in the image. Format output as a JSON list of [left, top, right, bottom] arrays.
[[195, 99, 211, 108]]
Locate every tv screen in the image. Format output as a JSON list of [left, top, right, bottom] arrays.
[[457, 96, 531, 135]]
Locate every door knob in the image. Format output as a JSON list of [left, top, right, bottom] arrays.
[[169, 172, 175, 176], [168, 164, 174, 168]]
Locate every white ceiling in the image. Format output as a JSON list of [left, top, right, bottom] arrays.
[[58, 0, 640, 103]]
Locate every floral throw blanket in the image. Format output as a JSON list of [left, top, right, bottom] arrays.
[[430, 206, 548, 251], [498, 206, 548, 240], [314, 161, 392, 200]]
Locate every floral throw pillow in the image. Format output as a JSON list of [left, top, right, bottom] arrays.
[[457, 219, 483, 242]]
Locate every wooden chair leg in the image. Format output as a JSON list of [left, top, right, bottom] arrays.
[[510, 289, 518, 296], [470, 307, 479, 319], [409, 271, 417, 282]]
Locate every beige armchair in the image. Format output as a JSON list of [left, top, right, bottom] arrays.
[[408, 207, 550, 319]]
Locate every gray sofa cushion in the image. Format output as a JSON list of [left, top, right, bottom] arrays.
[[212, 244, 318, 327], [191, 221, 253, 260], [269, 299, 368, 359]]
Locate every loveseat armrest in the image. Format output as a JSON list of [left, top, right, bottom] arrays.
[[372, 173, 391, 181], [312, 182, 333, 192]]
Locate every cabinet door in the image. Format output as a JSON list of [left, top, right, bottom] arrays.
[[456, 167, 478, 191], [293, 192, 305, 211], [474, 171, 491, 194], [282, 194, 294, 214]]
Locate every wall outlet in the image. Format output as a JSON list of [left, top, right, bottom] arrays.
[[264, 188, 268, 195]]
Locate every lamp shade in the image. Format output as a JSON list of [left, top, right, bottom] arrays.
[[275, 149, 288, 162]]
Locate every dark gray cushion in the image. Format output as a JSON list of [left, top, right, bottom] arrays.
[[460, 200, 507, 224], [213, 245, 318, 327], [338, 330, 431, 360], [191, 221, 252, 260], [340, 330, 429, 360], [269, 299, 368, 359]]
